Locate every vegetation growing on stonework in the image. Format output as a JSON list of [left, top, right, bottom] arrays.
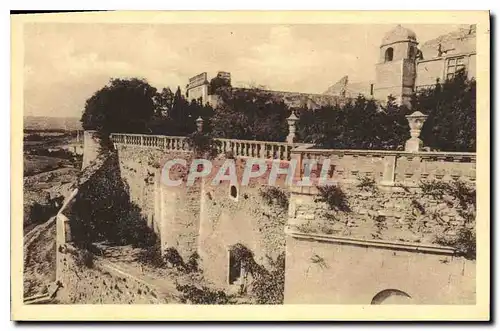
[[252, 253, 286, 304], [185, 131, 221, 159], [73, 248, 95, 269], [315, 185, 351, 212], [227, 243, 286, 304], [69, 152, 158, 250], [259, 186, 289, 209], [176, 284, 230, 304], [357, 175, 378, 193], [419, 179, 476, 259]]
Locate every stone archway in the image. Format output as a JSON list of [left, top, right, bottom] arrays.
[[371, 289, 413, 304]]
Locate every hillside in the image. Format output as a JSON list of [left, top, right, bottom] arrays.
[[24, 116, 82, 131]]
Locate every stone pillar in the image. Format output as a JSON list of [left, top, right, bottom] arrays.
[[82, 130, 103, 169], [404, 111, 428, 152], [286, 111, 299, 144]]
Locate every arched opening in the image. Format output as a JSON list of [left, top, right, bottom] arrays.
[[230, 185, 238, 199], [384, 47, 394, 62], [371, 289, 412, 305]]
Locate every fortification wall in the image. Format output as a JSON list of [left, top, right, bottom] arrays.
[[284, 234, 475, 304], [82, 130, 102, 169], [288, 184, 472, 244], [66, 132, 476, 304], [198, 159, 288, 287], [114, 144, 202, 260], [285, 148, 476, 304]]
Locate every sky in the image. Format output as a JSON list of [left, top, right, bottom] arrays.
[[23, 23, 466, 118]]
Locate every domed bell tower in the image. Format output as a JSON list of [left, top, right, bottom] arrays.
[[374, 25, 418, 108]]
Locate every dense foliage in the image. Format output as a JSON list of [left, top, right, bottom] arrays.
[[297, 96, 410, 150], [81, 74, 475, 152], [413, 72, 476, 152], [81, 79, 213, 140], [297, 73, 475, 152], [210, 88, 289, 141], [81, 78, 157, 138]]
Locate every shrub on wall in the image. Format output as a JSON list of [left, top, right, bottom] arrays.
[[176, 284, 230, 304], [259, 186, 289, 210], [419, 179, 476, 259], [227, 243, 285, 304], [185, 131, 221, 159], [315, 185, 351, 212], [69, 152, 158, 249], [251, 252, 286, 304]]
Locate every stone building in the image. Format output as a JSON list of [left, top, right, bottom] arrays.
[[325, 24, 477, 107], [187, 24, 476, 109]]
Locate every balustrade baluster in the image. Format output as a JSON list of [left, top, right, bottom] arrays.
[[259, 143, 265, 159]]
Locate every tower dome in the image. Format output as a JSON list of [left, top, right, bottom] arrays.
[[381, 25, 417, 46]]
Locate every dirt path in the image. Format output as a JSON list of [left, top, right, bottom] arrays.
[[23, 219, 56, 298]]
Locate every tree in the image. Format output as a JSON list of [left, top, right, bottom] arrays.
[[413, 72, 476, 152], [148, 87, 215, 136], [297, 72, 476, 152], [209, 76, 231, 96], [297, 96, 410, 150], [80, 78, 157, 141], [153, 87, 175, 116], [211, 88, 289, 141]]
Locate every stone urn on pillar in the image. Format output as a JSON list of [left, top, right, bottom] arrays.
[[196, 116, 204, 133], [286, 111, 299, 144], [405, 111, 428, 152]]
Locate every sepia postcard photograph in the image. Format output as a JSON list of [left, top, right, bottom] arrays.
[[10, 10, 490, 321]]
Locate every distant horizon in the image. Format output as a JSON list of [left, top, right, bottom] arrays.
[[24, 23, 467, 119]]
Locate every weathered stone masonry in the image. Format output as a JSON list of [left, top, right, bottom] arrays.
[[55, 130, 476, 304], [285, 146, 476, 304]]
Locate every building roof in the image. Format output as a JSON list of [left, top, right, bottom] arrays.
[[381, 25, 417, 46]]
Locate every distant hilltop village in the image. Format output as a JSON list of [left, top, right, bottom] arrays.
[[187, 24, 476, 109]]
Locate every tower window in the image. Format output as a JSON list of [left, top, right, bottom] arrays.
[[370, 84, 374, 96], [385, 47, 394, 62]]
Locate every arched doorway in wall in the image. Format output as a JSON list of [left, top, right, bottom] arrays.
[[371, 289, 413, 305]]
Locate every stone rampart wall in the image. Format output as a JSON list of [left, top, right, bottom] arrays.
[[284, 232, 475, 304]]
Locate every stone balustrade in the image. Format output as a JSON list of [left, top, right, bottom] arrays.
[[110, 133, 300, 161], [109, 133, 476, 183], [290, 145, 476, 186], [111, 133, 190, 151], [215, 138, 300, 161]]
